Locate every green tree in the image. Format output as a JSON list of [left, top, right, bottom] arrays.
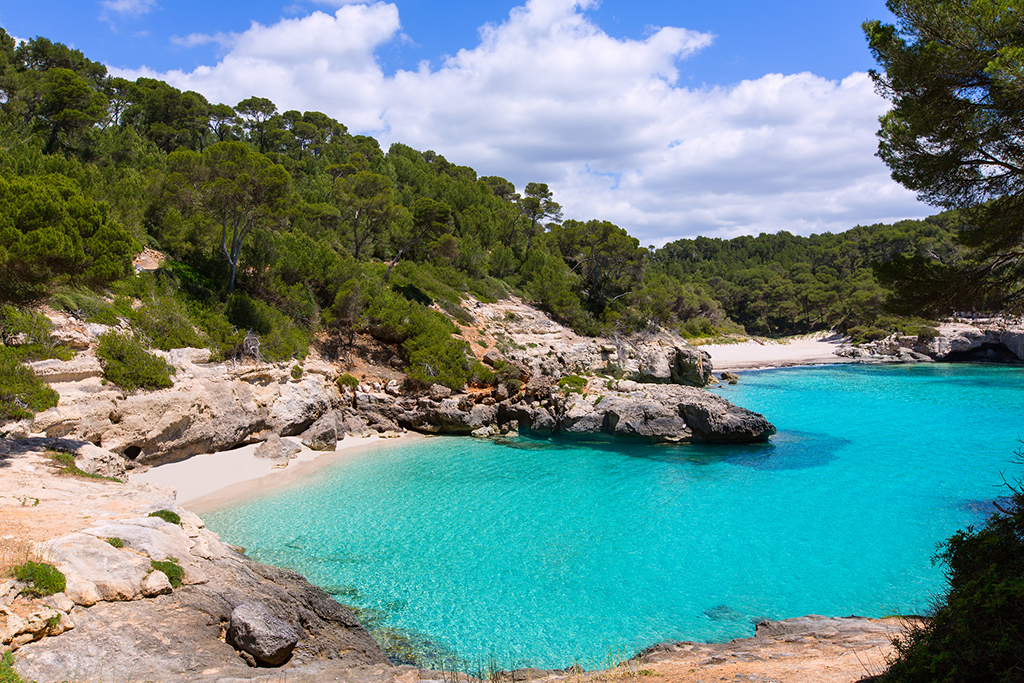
[[0, 173, 136, 302], [332, 170, 399, 259], [168, 142, 292, 296], [865, 0, 1024, 312]]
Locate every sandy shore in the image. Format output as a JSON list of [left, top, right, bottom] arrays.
[[131, 432, 423, 513], [702, 333, 852, 372]]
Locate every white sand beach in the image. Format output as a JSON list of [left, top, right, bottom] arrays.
[[131, 432, 423, 513], [702, 333, 851, 372]]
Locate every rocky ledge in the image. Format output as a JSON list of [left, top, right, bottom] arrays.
[[838, 319, 1024, 364], [8, 332, 772, 468]]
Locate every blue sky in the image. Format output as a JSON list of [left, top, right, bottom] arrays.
[[0, 1, 925, 244]]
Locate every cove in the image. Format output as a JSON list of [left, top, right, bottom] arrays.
[[203, 363, 1024, 669]]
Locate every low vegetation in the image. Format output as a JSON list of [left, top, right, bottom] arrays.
[[148, 509, 181, 525], [13, 561, 66, 598], [95, 331, 175, 391], [150, 558, 184, 588]]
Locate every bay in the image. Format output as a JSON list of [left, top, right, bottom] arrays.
[[204, 363, 1024, 668]]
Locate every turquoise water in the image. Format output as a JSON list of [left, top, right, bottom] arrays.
[[204, 363, 1024, 668]]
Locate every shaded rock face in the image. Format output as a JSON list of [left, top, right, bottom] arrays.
[[227, 602, 299, 666]]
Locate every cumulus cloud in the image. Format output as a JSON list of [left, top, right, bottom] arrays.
[[111, 0, 927, 244], [100, 0, 157, 17]]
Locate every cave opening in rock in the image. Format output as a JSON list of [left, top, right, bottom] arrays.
[[123, 445, 142, 459], [944, 342, 1022, 363]]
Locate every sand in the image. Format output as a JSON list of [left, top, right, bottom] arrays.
[[131, 432, 424, 513], [702, 333, 852, 372]]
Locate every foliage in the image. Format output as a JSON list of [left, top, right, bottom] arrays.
[[0, 173, 137, 302], [0, 651, 29, 683], [879, 484, 1024, 683], [106, 537, 124, 548], [865, 0, 1024, 314], [291, 364, 303, 379], [557, 375, 588, 394], [336, 373, 359, 390], [96, 331, 174, 391], [148, 509, 182, 525], [150, 558, 184, 588], [0, 347, 59, 423], [13, 561, 66, 597]]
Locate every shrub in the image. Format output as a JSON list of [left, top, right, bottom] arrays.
[[150, 558, 184, 588], [0, 348, 59, 422], [291, 364, 303, 379], [148, 509, 181, 525], [336, 373, 359, 390], [13, 561, 66, 597], [106, 537, 124, 548], [96, 331, 174, 391], [131, 294, 206, 351], [558, 375, 587, 394], [878, 484, 1024, 682], [226, 292, 309, 361]]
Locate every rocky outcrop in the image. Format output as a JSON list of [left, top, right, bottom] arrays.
[[837, 320, 1024, 364], [10, 492, 388, 682], [17, 353, 342, 467], [496, 382, 774, 444]]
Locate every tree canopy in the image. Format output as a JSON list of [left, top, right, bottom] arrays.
[[865, 0, 1024, 313]]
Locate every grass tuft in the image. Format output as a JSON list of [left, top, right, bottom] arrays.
[[148, 509, 181, 525]]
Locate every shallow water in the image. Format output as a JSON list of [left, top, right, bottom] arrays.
[[204, 363, 1024, 668]]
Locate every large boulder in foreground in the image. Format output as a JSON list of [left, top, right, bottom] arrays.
[[227, 602, 299, 666]]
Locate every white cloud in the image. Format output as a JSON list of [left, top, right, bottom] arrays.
[[170, 32, 233, 49], [111, 0, 928, 244], [100, 0, 157, 17]]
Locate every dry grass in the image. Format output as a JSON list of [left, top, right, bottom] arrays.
[[0, 537, 40, 578]]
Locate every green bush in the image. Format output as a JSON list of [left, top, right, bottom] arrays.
[[336, 373, 359, 390], [50, 286, 130, 325], [226, 292, 309, 361], [13, 561, 66, 598], [557, 375, 587, 394], [150, 558, 184, 588], [148, 509, 181, 525], [106, 537, 125, 548], [96, 331, 174, 391], [0, 348, 59, 422], [291, 364, 303, 379], [879, 487, 1024, 683], [131, 294, 206, 351]]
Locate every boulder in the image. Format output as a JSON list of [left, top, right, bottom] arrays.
[[226, 602, 299, 667], [254, 434, 301, 461], [48, 533, 152, 605], [73, 443, 127, 479], [141, 570, 173, 597], [300, 413, 341, 451], [680, 397, 775, 443]]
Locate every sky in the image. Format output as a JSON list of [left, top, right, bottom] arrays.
[[0, 0, 932, 246]]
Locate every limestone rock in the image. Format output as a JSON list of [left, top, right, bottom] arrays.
[[254, 433, 301, 461], [28, 356, 103, 384], [73, 443, 127, 479], [141, 570, 173, 597], [226, 602, 299, 667], [48, 533, 152, 605], [301, 412, 341, 451]]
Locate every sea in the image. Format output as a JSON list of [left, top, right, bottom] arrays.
[[203, 362, 1024, 669]]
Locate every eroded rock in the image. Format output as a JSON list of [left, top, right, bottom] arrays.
[[227, 602, 299, 667]]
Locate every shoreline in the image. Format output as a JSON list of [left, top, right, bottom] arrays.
[[131, 431, 425, 514], [701, 333, 852, 372]]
